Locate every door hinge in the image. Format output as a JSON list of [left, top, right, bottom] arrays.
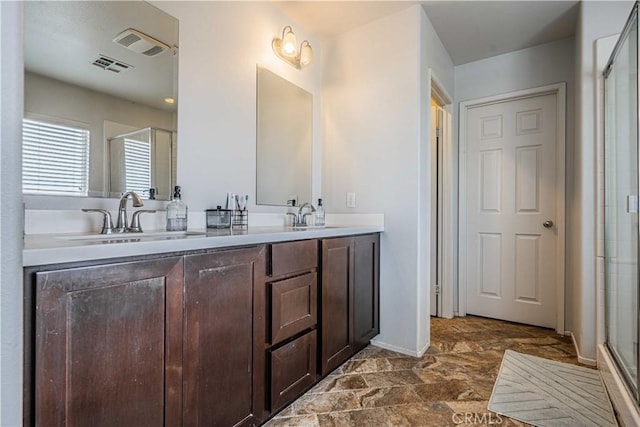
[[436, 127, 442, 138], [435, 284, 441, 295]]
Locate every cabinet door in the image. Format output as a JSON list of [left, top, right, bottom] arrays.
[[270, 330, 317, 411], [353, 234, 380, 350], [320, 237, 353, 375], [183, 246, 266, 427], [271, 272, 317, 345], [34, 257, 184, 427]]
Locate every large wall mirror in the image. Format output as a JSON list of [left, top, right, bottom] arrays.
[[23, 1, 178, 201], [256, 67, 312, 206]]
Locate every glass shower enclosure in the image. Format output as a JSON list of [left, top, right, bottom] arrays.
[[604, 2, 640, 400], [108, 127, 175, 200]]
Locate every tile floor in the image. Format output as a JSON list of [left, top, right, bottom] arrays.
[[266, 315, 586, 426]]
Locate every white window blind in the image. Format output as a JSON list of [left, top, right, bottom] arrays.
[[124, 138, 151, 195], [22, 118, 90, 196]]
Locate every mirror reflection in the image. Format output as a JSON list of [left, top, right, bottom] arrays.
[[23, 1, 178, 200], [256, 67, 312, 206], [108, 127, 175, 200]]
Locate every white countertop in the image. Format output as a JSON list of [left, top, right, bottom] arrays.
[[23, 225, 384, 267]]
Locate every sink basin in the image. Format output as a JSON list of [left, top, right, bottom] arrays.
[[57, 230, 207, 241]]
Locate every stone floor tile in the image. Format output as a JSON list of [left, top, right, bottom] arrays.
[[341, 358, 393, 374], [386, 356, 427, 371], [412, 369, 449, 384], [384, 402, 457, 426], [351, 346, 402, 360], [414, 379, 483, 402], [317, 408, 390, 427], [272, 404, 296, 419], [294, 391, 361, 415], [445, 400, 490, 413], [264, 414, 319, 426], [513, 336, 563, 346], [356, 386, 423, 408], [309, 374, 369, 393], [411, 355, 439, 370], [515, 343, 575, 360], [360, 370, 425, 388]]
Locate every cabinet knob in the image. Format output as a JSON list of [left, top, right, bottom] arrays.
[[543, 220, 554, 228]]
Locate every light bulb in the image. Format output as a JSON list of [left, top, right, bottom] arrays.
[[299, 41, 313, 66], [281, 27, 298, 58]]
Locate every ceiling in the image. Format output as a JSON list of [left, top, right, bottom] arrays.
[[423, 1, 579, 65], [275, 1, 419, 41], [275, 1, 580, 65]]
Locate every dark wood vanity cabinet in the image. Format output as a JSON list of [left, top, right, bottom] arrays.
[[31, 257, 184, 427], [26, 233, 379, 426], [183, 246, 266, 427], [320, 234, 380, 375]]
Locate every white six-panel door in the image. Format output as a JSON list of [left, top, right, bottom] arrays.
[[464, 92, 559, 328]]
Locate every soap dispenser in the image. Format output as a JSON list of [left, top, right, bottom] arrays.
[[315, 198, 325, 226], [166, 185, 188, 231]]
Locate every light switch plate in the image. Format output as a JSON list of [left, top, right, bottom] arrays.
[[346, 192, 356, 208]]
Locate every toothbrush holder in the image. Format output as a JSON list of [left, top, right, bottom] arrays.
[[232, 210, 248, 229]]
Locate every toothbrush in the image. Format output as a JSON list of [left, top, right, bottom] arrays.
[[235, 194, 241, 210], [243, 195, 249, 211]]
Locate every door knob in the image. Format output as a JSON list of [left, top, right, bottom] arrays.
[[543, 220, 554, 228]]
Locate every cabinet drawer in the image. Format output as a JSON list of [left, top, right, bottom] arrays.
[[270, 330, 317, 411], [271, 240, 317, 277], [271, 272, 317, 345]]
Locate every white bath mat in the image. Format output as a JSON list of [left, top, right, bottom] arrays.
[[488, 350, 617, 426]]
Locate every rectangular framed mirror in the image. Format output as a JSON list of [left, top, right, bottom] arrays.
[[256, 66, 312, 206]]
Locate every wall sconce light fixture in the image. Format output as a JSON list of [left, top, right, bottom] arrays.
[[272, 26, 313, 69]]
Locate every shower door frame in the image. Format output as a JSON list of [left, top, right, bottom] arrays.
[[603, 0, 640, 403]]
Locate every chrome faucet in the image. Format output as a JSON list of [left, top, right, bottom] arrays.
[[82, 191, 156, 234], [114, 191, 144, 233], [287, 202, 316, 227], [81, 209, 114, 234]]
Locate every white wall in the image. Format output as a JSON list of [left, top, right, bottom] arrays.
[[0, 1, 24, 424], [155, 1, 322, 213], [322, 4, 453, 355], [455, 37, 575, 102], [455, 37, 575, 327], [573, 0, 633, 361]]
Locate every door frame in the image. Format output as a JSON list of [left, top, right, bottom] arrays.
[[429, 70, 455, 320], [458, 83, 566, 334]]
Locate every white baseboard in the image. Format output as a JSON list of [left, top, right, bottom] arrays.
[[568, 331, 597, 366], [370, 338, 429, 358], [598, 344, 640, 427]]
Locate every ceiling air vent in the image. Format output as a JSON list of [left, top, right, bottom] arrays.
[[113, 28, 170, 57], [91, 55, 133, 73]]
